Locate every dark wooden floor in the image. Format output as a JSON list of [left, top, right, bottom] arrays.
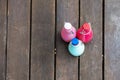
[[0, 0, 120, 80]]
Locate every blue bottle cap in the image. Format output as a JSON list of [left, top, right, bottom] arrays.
[[71, 38, 79, 45]]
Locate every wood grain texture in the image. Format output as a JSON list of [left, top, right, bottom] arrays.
[[7, 0, 30, 80], [31, 0, 55, 80], [56, 0, 78, 80], [80, 0, 103, 80], [0, 0, 7, 80], [105, 0, 120, 80]]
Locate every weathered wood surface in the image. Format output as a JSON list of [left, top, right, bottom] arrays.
[[0, 0, 7, 80], [80, 0, 103, 80], [7, 0, 30, 80], [105, 0, 120, 80], [56, 0, 79, 80], [0, 0, 120, 80], [31, 0, 55, 80]]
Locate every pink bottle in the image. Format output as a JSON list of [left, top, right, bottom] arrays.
[[61, 22, 76, 42]]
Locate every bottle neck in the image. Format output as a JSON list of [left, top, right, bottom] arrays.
[[64, 22, 73, 32], [64, 27, 72, 32], [81, 22, 92, 35]]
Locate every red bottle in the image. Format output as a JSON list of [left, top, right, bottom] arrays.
[[76, 22, 93, 43]]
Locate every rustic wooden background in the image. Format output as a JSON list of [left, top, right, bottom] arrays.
[[0, 0, 120, 80]]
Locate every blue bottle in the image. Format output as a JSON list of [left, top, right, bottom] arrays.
[[68, 38, 85, 56]]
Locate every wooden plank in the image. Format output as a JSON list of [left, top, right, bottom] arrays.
[[105, 0, 120, 80], [56, 0, 79, 80], [0, 0, 7, 80], [31, 0, 55, 80], [80, 0, 103, 80], [7, 0, 30, 80]]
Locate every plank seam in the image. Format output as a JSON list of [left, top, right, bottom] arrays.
[[5, 0, 8, 80], [54, 0, 57, 80], [78, 0, 80, 80], [102, 0, 105, 80], [29, 0, 32, 80]]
